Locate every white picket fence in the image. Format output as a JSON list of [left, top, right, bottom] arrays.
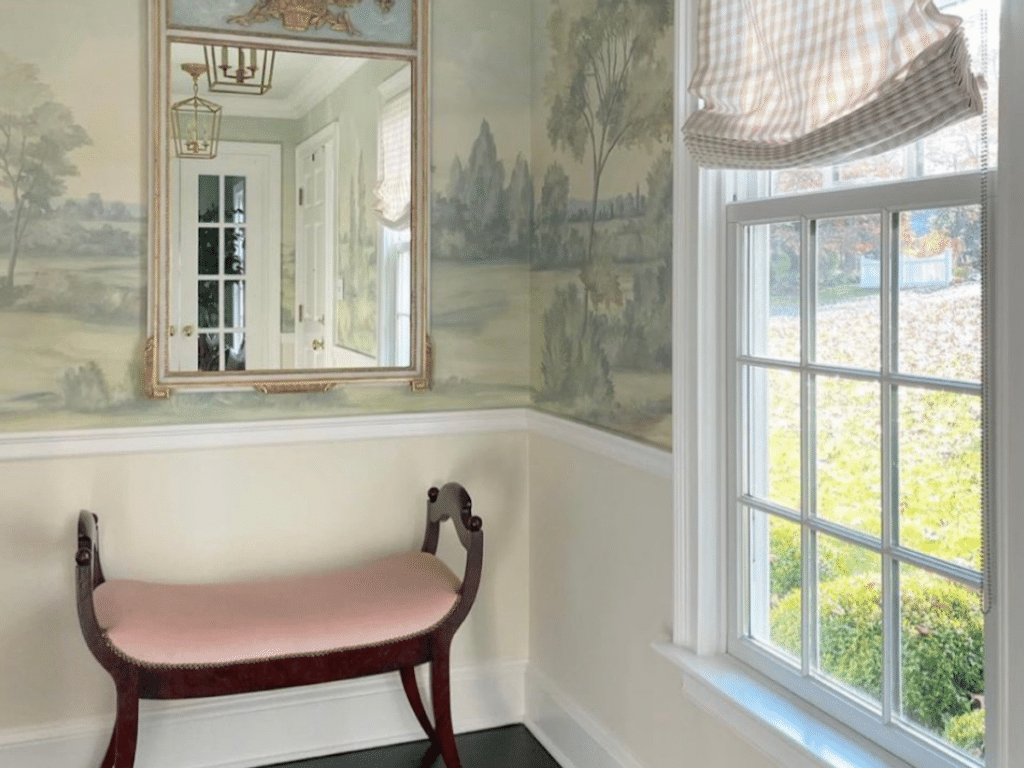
[[860, 250, 953, 289]]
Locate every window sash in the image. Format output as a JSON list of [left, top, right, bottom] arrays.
[[726, 171, 988, 768]]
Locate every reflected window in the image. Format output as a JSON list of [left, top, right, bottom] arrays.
[[377, 81, 412, 366]]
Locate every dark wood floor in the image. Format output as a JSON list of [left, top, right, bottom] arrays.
[[267, 724, 561, 768]]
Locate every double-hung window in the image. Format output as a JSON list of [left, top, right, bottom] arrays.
[[719, 2, 997, 766]]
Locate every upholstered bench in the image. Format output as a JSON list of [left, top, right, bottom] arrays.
[[75, 483, 482, 768]]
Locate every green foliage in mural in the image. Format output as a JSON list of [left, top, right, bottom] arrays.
[[61, 361, 111, 412], [433, 120, 532, 263], [615, 150, 671, 370], [540, 282, 613, 403], [546, 0, 672, 319], [536, 163, 570, 268], [0, 51, 90, 303], [536, 0, 673, 419], [336, 152, 378, 356]]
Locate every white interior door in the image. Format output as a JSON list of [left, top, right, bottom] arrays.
[[295, 125, 336, 368], [171, 142, 281, 372]]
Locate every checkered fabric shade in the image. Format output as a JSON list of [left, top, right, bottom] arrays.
[[684, 0, 984, 169]]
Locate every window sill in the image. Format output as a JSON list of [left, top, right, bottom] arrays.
[[652, 642, 914, 768]]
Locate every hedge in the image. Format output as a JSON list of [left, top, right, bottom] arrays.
[[770, 569, 983, 736]]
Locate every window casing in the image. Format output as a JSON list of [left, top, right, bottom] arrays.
[[673, 2, 1024, 768]]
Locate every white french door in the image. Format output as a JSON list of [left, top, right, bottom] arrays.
[[171, 142, 281, 372]]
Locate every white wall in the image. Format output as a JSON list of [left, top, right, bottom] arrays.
[[0, 430, 529, 731], [528, 433, 781, 768]]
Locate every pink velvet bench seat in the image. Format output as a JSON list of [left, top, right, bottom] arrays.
[[93, 552, 462, 668]]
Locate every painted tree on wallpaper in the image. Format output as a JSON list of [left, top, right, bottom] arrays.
[[540, 0, 672, 412], [433, 120, 533, 264], [0, 51, 90, 303]]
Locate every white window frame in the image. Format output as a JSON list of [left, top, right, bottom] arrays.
[[726, 172, 986, 768], [662, 2, 1022, 768]]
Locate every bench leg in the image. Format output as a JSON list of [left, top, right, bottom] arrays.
[[430, 644, 462, 768], [99, 724, 117, 768], [400, 666, 437, 741], [416, 742, 442, 768], [102, 677, 139, 768]]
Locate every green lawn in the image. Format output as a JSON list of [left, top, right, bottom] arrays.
[[761, 283, 984, 754]]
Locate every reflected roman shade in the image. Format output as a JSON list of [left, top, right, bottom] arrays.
[[375, 89, 413, 227], [684, 0, 984, 169]]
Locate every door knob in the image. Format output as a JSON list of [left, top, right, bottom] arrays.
[[311, 339, 324, 351], [182, 325, 195, 337]]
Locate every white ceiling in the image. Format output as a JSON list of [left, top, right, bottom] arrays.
[[170, 42, 366, 120]]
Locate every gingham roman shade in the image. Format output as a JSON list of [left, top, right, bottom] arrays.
[[684, 0, 984, 169]]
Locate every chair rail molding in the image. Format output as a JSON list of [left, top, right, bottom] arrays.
[[0, 408, 672, 475]]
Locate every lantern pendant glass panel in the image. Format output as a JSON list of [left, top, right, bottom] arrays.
[[171, 93, 221, 159]]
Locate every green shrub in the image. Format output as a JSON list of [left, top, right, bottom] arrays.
[[770, 569, 983, 733], [769, 525, 877, 604], [944, 709, 984, 756], [900, 573, 984, 732], [769, 522, 802, 600]]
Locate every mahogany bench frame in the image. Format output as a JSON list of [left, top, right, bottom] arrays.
[[75, 482, 483, 768]]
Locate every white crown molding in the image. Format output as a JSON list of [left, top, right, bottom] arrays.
[[524, 665, 649, 768], [0, 660, 526, 768], [173, 51, 364, 121], [287, 55, 365, 119]]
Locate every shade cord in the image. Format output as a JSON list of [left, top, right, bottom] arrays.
[[979, 4, 994, 616]]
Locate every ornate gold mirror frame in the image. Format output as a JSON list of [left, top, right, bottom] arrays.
[[146, 0, 430, 397]]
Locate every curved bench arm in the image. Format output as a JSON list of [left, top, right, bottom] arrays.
[[77, 511, 105, 587], [423, 483, 483, 621], [76, 511, 120, 672]]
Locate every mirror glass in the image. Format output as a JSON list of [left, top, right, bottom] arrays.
[[148, 3, 428, 396]]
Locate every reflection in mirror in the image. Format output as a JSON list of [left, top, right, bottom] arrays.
[[167, 42, 414, 375]]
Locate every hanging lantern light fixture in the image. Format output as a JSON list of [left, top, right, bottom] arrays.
[[171, 63, 222, 160], [204, 45, 275, 96]]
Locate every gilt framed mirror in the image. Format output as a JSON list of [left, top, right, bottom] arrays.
[[146, 0, 430, 397]]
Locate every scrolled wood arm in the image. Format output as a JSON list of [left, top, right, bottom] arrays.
[[77, 511, 105, 587], [75, 511, 120, 672], [423, 483, 483, 631]]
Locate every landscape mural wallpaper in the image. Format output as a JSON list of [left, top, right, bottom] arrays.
[[0, 0, 673, 449], [530, 0, 674, 447]]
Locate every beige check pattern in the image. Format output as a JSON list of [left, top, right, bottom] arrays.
[[684, 0, 983, 169]]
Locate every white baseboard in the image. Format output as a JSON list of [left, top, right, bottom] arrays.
[[0, 660, 525, 768], [524, 666, 647, 768]]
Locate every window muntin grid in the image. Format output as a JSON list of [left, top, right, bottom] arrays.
[[728, 176, 985, 767]]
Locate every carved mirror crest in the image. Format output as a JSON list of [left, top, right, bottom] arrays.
[[147, 0, 430, 396]]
